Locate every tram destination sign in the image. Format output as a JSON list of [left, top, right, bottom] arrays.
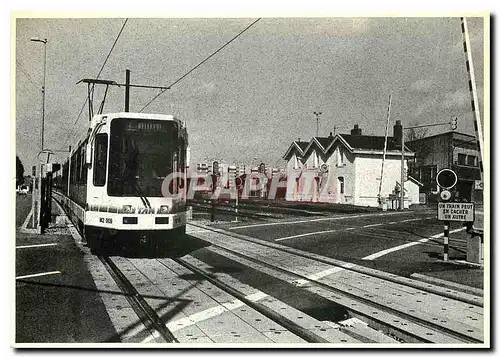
[[437, 202, 475, 222], [126, 121, 170, 132]]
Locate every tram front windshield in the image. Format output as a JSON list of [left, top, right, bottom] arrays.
[[108, 118, 183, 197]]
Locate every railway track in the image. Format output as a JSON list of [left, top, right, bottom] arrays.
[[102, 255, 362, 343], [98, 256, 178, 343], [52, 194, 484, 344], [186, 222, 484, 344]]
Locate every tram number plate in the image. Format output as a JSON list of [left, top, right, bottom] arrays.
[[99, 217, 113, 224]]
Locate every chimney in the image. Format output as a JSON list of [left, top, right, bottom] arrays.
[[393, 120, 402, 147], [298, 137, 301, 142], [350, 124, 362, 136], [328, 131, 333, 138]]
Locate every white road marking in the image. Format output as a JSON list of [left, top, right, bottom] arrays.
[[245, 291, 269, 302], [16, 271, 62, 280], [16, 243, 58, 249], [362, 227, 467, 260], [274, 216, 435, 242], [400, 217, 433, 223], [21, 209, 33, 231], [140, 330, 161, 344], [292, 263, 357, 287], [186, 229, 211, 234], [163, 291, 269, 333], [306, 265, 354, 281], [276, 229, 339, 241], [229, 211, 406, 230]]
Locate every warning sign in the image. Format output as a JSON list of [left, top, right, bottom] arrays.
[[437, 202, 475, 222]]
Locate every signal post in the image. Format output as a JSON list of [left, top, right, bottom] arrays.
[[436, 168, 476, 262]]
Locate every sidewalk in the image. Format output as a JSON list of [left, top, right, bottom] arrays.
[[15, 194, 118, 343]]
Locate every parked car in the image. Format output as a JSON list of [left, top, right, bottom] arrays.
[[17, 184, 29, 195]]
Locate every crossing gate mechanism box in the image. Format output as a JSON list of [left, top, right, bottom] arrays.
[[437, 202, 475, 222]]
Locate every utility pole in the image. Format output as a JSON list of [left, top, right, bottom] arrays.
[[313, 111, 322, 137], [401, 122, 405, 210], [125, 69, 130, 112]]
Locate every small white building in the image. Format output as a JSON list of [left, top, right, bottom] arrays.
[[283, 122, 415, 208], [404, 176, 424, 205]]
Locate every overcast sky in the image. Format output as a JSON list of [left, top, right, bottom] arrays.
[[14, 16, 485, 171]]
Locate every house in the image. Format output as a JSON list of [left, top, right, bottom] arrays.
[[404, 176, 425, 205], [406, 131, 482, 202], [283, 122, 415, 208]]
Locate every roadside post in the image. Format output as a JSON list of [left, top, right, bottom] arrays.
[[234, 176, 243, 223], [30, 165, 36, 228], [211, 173, 218, 222]]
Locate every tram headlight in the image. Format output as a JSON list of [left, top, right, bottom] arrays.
[[158, 205, 170, 214], [122, 205, 134, 213]]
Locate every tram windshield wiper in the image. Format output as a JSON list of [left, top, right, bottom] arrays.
[[133, 182, 151, 210]]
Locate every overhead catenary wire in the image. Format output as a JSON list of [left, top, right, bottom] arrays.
[[63, 18, 129, 147], [16, 59, 41, 88], [139, 18, 261, 113]]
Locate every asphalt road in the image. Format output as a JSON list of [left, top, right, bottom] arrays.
[[15, 194, 118, 343], [14, 195, 483, 343], [205, 208, 473, 277]]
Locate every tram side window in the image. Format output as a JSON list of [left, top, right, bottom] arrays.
[[71, 155, 77, 184], [76, 148, 82, 184], [82, 140, 88, 184], [93, 134, 108, 186]]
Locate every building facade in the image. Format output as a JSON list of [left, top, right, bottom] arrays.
[[406, 131, 482, 202], [283, 123, 415, 208]]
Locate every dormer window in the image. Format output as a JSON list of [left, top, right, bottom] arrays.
[[336, 148, 345, 167]]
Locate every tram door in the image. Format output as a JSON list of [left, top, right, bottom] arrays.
[[88, 134, 109, 204]]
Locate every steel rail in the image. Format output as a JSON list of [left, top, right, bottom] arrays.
[[188, 222, 483, 306], [185, 225, 483, 343], [52, 191, 178, 343], [99, 256, 179, 343], [171, 257, 329, 343]]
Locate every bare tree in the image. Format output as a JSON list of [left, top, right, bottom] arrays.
[[16, 156, 25, 187], [405, 126, 429, 142], [405, 123, 431, 179]]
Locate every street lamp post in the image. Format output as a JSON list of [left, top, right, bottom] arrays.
[[30, 37, 47, 151], [313, 111, 322, 137], [30, 37, 47, 233]]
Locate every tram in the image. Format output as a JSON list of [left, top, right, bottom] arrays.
[[53, 112, 189, 255]]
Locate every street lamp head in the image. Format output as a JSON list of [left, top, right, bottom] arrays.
[[30, 37, 47, 44]]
